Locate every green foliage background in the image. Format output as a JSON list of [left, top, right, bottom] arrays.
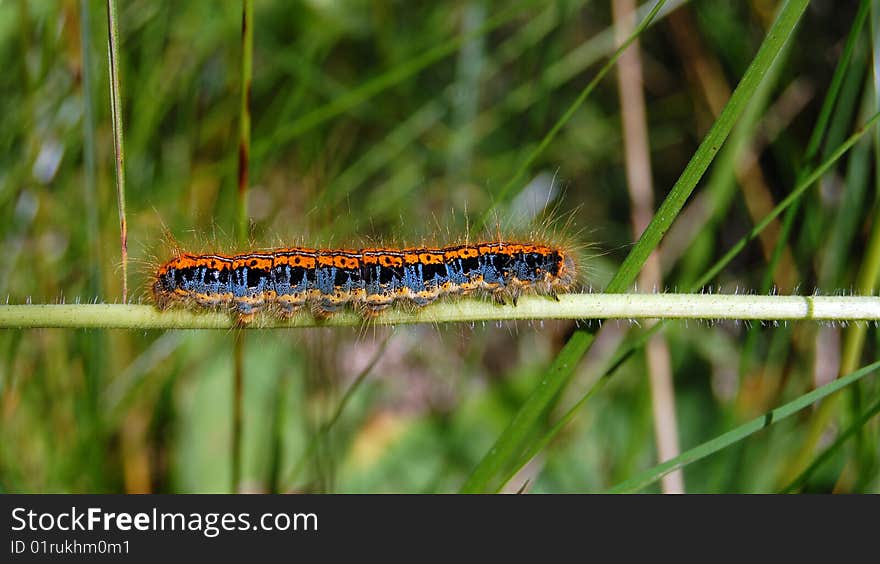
[[0, 0, 878, 493]]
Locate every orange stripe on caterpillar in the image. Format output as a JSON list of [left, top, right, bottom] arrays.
[[152, 242, 576, 321]]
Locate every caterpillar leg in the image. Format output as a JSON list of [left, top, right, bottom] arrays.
[[361, 293, 395, 315], [409, 287, 441, 308], [234, 296, 265, 324], [309, 303, 338, 320], [275, 293, 308, 319], [236, 312, 257, 325]]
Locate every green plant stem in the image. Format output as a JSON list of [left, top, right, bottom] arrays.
[[106, 0, 128, 303], [2, 294, 879, 330]]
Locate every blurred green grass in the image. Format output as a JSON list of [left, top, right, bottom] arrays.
[[0, 0, 878, 493]]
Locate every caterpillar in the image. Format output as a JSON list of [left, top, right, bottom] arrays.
[[151, 241, 577, 322]]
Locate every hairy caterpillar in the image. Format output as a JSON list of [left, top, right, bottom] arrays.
[[151, 241, 577, 322]]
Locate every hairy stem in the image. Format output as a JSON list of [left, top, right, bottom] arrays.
[[1, 294, 879, 329]]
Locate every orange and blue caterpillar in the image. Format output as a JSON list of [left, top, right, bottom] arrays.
[[152, 242, 577, 321]]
